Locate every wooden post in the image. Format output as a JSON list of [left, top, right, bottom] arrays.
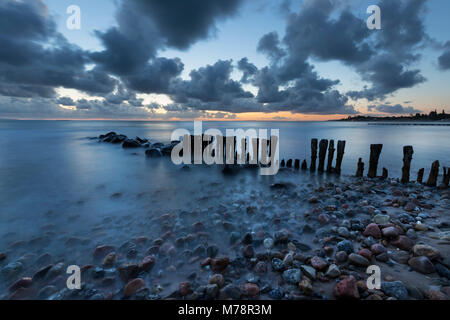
[[417, 168, 424, 184], [310, 139, 318, 172], [318, 139, 328, 172], [442, 167, 449, 187], [401, 146, 414, 184], [286, 159, 293, 168], [294, 159, 300, 170], [326, 139, 335, 173], [281, 159, 285, 168], [367, 144, 383, 178], [356, 158, 364, 177], [301, 160, 308, 170], [426, 160, 440, 187], [381, 168, 388, 180], [335, 140, 346, 174]]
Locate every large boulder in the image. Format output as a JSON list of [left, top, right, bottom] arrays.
[[122, 139, 141, 149], [110, 134, 127, 144], [145, 148, 163, 158]]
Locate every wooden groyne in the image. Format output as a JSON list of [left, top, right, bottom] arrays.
[[96, 132, 448, 188]]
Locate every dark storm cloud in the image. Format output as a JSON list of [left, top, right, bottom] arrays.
[[251, 0, 428, 106], [57, 97, 75, 106], [368, 104, 422, 114], [438, 42, 450, 70], [169, 60, 253, 104], [237, 58, 258, 84], [122, 58, 184, 94], [257, 32, 286, 62], [0, 0, 117, 99], [131, 0, 244, 50], [348, 0, 428, 100]]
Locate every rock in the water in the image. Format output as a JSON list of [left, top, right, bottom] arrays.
[[335, 251, 348, 263], [337, 240, 353, 254], [391, 236, 414, 251], [300, 265, 316, 280], [382, 226, 399, 238], [139, 256, 155, 272], [145, 148, 163, 158], [381, 281, 408, 300], [412, 244, 440, 260], [93, 245, 115, 260], [206, 284, 219, 299], [435, 264, 450, 279], [282, 268, 302, 284], [333, 276, 359, 299], [310, 256, 328, 271], [1, 261, 23, 279], [348, 253, 370, 267], [179, 282, 191, 296], [209, 274, 225, 288], [325, 264, 341, 278], [363, 223, 382, 238], [124, 278, 145, 297], [370, 243, 386, 255], [242, 283, 259, 298], [210, 257, 230, 272], [373, 214, 390, 224], [122, 139, 141, 148], [408, 256, 436, 274]]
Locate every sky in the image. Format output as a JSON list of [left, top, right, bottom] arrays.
[[0, 0, 449, 120]]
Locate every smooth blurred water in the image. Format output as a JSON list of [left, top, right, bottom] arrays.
[[0, 120, 448, 247]]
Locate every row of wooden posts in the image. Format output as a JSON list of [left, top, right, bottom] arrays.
[[182, 135, 448, 187], [354, 144, 449, 187]]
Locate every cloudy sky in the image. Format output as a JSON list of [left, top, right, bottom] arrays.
[[0, 0, 449, 120]]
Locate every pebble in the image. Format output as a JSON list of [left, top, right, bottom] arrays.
[[139, 255, 155, 272], [282, 268, 302, 284], [93, 245, 115, 260], [391, 236, 414, 251], [363, 223, 381, 238], [381, 281, 408, 300], [325, 264, 341, 278], [254, 261, 267, 274], [124, 278, 146, 297], [333, 276, 359, 299], [179, 282, 191, 296], [1, 261, 23, 279], [348, 253, 370, 267], [263, 238, 274, 249], [210, 256, 230, 272], [337, 240, 353, 254], [310, 256, 328, 271], [335, 251, 348, 263], [209, 274, 225, 288], [300, 265, 316, 280], [357, 249, 372, 260], [299, 278, 313, 295], [373, 214, 390, 224], [269, 288, 284, 299], [102, 252, 116, 267], [408, 256, 436, 274], [370, 243, 386, 255], [382, 226, 399, 238], [8, 277, 33, 292], [242, 283, 259, 298], [206, 284, 219, 299], [412, 244, 440, 260], [271, 258, 286, 272]]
